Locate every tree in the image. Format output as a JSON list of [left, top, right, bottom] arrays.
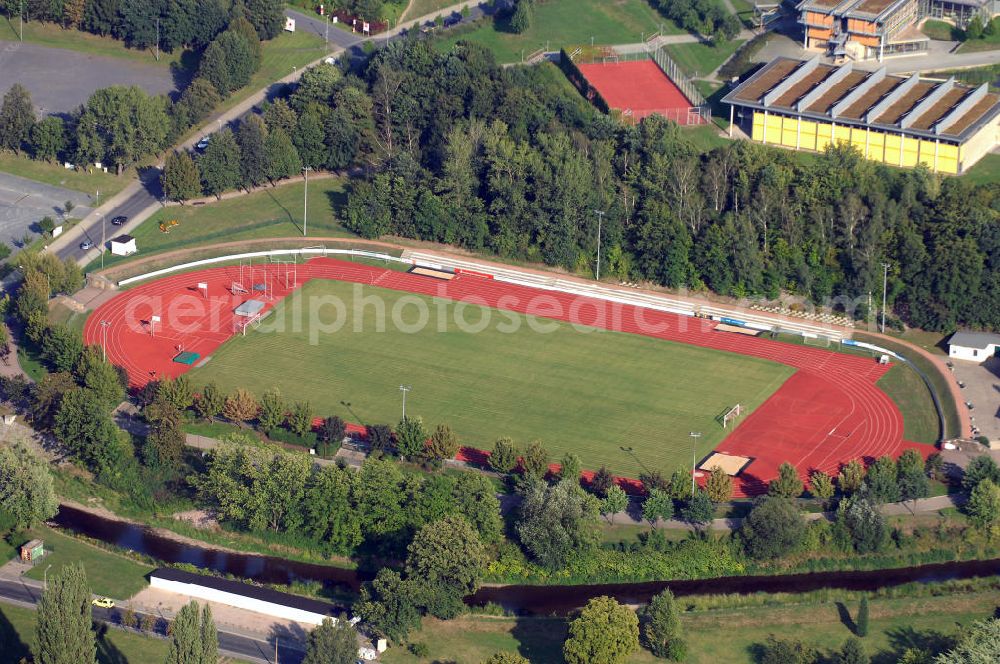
[[34, 563, 96, 664], [757, 635, 815, 664], [259, 388, 289, 435], [489, 437, 518, 473], [158, 375, 195, 411], [406, 514, 487, 618], [966, 15, 984, 40], [245, 0, 284, 39], [810, 470, 835, 506], [355, 568, 422, 643], [395, 416, 428, 459], [41, 324, 84, 373], [589, 466, 615, 497], [705, 466, 732, 502], [840, 636, 870, 664], [966, 478, 1000, 534], [0, 83, 34, 153], [680, 489, 713, 526], [287, 400, 313, 437], [294, 105, 328, 169], [838, 459, 866, 495], [482, 654, 530, 664], [237, 114, 268, 188], [62, 0, 85, 28], [856, 596, 869, 637], [30, 116, 66, 162], [563, 596, 639, 664], [839, 490, 886, 554], [522, 440, 549, 479], [600, 484, 628, 524], [934, 618, 1000, 663], [162, 150, 202, 202], [740, 496, 806, 559], [144, 398, 186, 468], [195, 383, 224, 421], [962, 455, 1000, 492], [453, 473, 503, 544], [509, 0, 531, 34], [302, 617, 357, 664], [864, 455, 900, 504], [319, 415, 346, 444], [560, 453, 581, 484], [75, 86, 169, 174], [175, 78, 221, 127], [516, 478, 600, 569], [642, 488, 674, 527], [897, 448, 929, 504], [222, 388, 259, 425], [227, 15, 262, 66], [769, 462, 804, 499], [366, 423, 393, 452], [198, 128, 241, 197], [265, 127, 302, 182], [0, 443, 58, 528], [426, 423, 459, 460], [263, 98, 297, 136], [289, 63, 342, 112], [640, 589, 685, 661], [165, 600, 217, 664]]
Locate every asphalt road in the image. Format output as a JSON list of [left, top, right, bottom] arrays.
[[284, 8, 365, 49], [0, 40, 177, 117], [0, 578, 305, 664]]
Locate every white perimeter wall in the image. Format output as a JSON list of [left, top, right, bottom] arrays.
[[150, 576, 329, 626]]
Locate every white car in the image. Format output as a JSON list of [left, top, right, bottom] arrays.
[[79, 240, 94, 250], [196, 136, 211, 151]]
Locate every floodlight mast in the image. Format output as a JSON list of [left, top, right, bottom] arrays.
[[399, 384, 411, 420], [689, 431, 702, 495]]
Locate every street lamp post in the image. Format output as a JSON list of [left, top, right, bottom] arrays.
[[155, 16, 160, 61], [100, 320, 111, 361], [302, 166, 311, 236], [689, 431, 702, 495], [44, 564, 51, 590], [593, 210, 605, 281], [399, 384, 411, 420], [100, 212, 106, 270], [881, 262, 890, 334]]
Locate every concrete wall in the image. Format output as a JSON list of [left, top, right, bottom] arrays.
[[948, 344, 998, 362], [149, 576, 330, 626]]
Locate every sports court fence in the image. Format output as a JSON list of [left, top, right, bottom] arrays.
[[621, 107, 711, 125]]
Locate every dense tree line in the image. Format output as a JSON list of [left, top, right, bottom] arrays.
[[243, 37, 997, 333], [0, 0, 281, 53], [649, 0, 740, 40]]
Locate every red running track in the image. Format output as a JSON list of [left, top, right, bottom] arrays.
[[85, 258, 927, 496]]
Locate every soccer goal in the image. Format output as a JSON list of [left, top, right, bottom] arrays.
[[234, 311, 264, 336], [803, 333, 832, 347], [721, 403, 742, 429]]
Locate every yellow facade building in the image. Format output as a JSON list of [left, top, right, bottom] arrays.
[[722, 56, 1000, 175]]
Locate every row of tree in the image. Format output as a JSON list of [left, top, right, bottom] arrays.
[[649, 0, 741, 41], [0, 0, 283, 50], [257, 37, 997, 332]]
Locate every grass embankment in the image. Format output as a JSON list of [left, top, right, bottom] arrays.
[[382, 582, 1000, 663], [434, 0, 681, 63], [191, 278, 794, 476], [957, 31, 1000, 53], [877, 363, 940, 444], [402, 0, 461, 22], [0, 18, 182, 66], [20, 524, 152, 599], [0, 152, 130, 198], [854, 332, 960, 440], [0, 603, 178, 664], [962, 153, 1000, 185], [921, 19, 960, 41], [89, 176, 353, 272], [664, 39, 745, 78]]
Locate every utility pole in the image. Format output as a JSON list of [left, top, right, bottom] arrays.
[[19, 0, 23, 41], [593, 210, 605, 281], [689, 431, 701, 496], [325, 13, 330, 43], [302, 166, 311, 236], [155, 16, 160, 61], [100, 212, 105, 269], [44, 564, 51, 590], [100, 320, 111, 361], [881, 262, 889, 334], [399, 385, 411, 420]]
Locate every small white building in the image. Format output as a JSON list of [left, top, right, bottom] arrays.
[[947, 331, 1000, 362], [149, 568, 338, 626], [109, 234, 137, 256]]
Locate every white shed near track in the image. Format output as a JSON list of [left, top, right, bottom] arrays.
[[110, 234, 137, 256], [149, 568, 337, 626], [948, 331, 1000, 362]]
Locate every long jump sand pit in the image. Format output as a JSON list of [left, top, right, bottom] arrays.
[[699, 452, 753, 476]]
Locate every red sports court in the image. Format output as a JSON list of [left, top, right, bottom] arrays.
[[577, 59, 705, 124]]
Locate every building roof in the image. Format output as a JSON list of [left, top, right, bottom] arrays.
[[949, 331, 1000, 350], [722, 57, 1000, 143], [111, 234, 135, 244], [150, 568, 339, 617]]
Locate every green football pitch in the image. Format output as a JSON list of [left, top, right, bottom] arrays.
[[191, 280, 794, 477]]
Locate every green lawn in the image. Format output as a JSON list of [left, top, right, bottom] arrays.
[[921, 19, 961, 41], [191, 279, 793, 476], [382, 589, 1000, 663], [961, 153, 1000, 186], [90, 176, 352, 271], [401, 0, 459, 22], [664, 39, 745, 78], [0, 603, 176, 664], [0, 18, 183, 66], [0, 152, 131, 198], [957, 31, 1000, 53], [21, 524, 152, 599], [434, 0, 682, 63], [877, 362, 940, 443]]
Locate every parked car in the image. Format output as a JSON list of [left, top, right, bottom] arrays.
[[196, 136, 210, 151], [79, 240, 94, 250], [110, 215, 127, 226], [443, 13, 461, 27], [92, 597, 115, 608]]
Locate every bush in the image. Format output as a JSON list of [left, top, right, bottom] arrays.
[[266, 427, 317, 448], [408, 642, 429, 657]]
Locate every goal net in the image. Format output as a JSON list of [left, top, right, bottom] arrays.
[[233, 312, 263, 336], [803, 334, 832, 347], [721, 403, 742, 429]]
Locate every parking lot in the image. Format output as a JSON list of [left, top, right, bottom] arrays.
[[950, 357, 1000, 443], [0, 171, 94, 249], [0, 40, 176, 116]]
